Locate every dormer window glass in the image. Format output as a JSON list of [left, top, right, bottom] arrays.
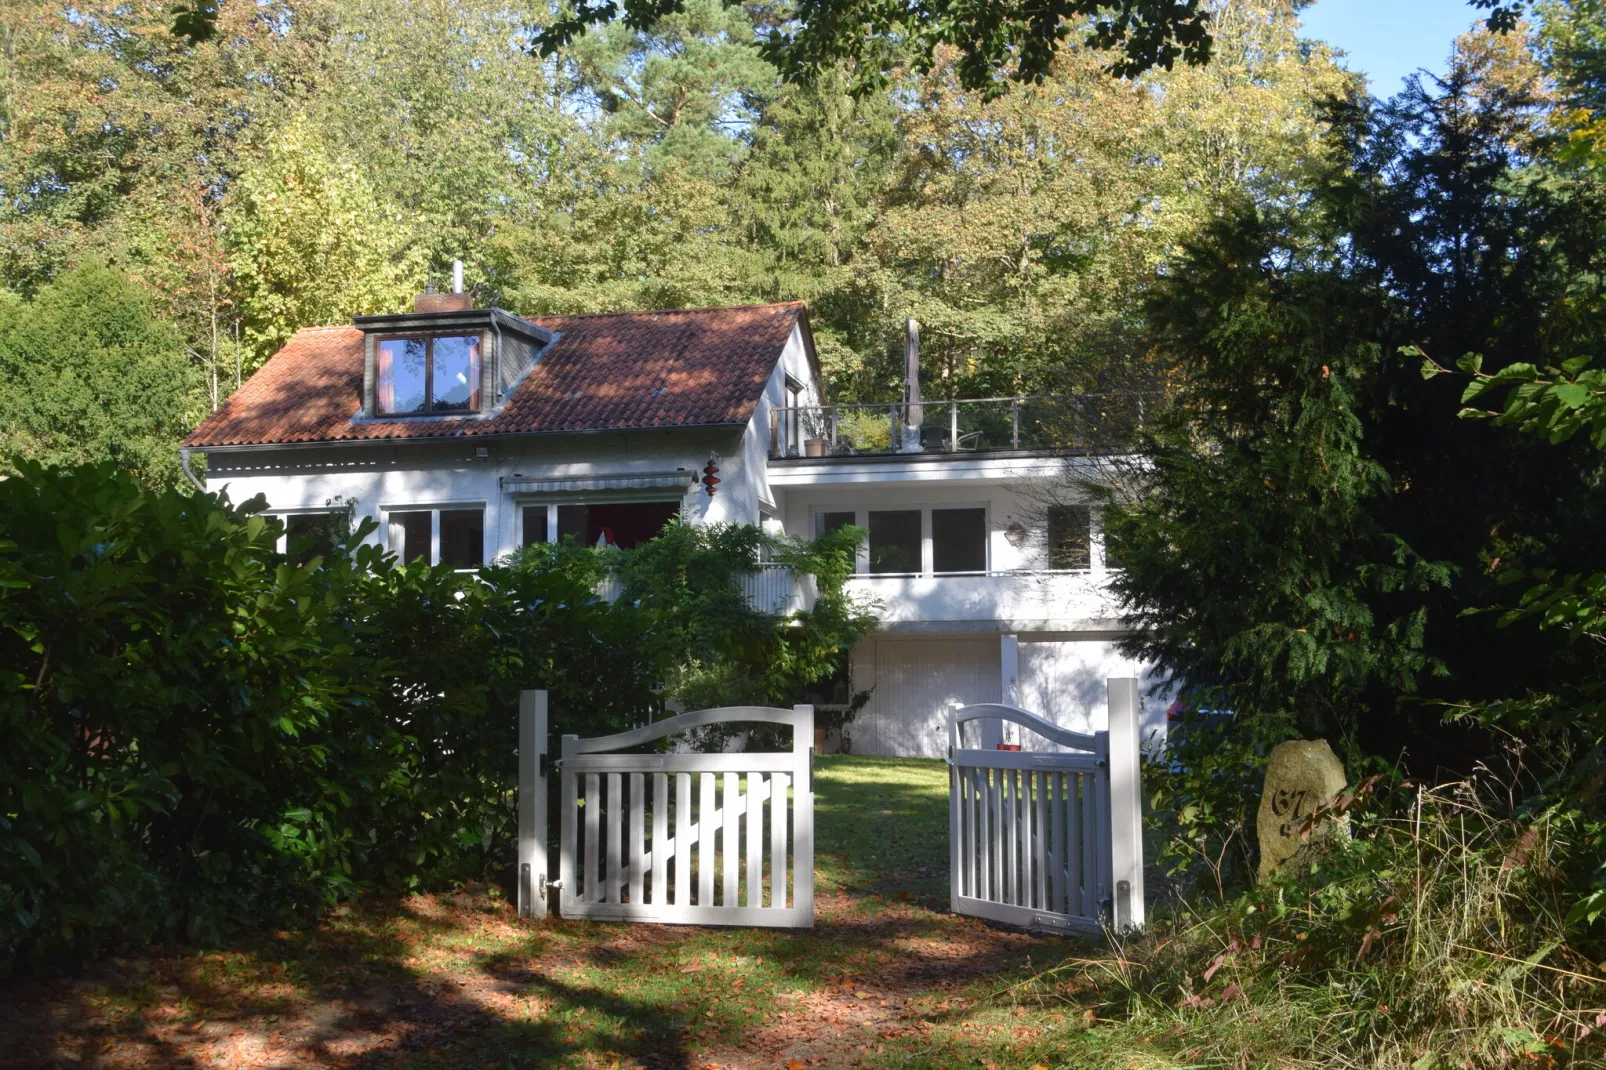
[[376, 334, 482, 415]]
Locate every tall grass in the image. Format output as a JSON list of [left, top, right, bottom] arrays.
[[1026, 778, 1606, 1067]]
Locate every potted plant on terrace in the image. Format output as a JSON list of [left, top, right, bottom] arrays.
[[803, 409, 831, 457]]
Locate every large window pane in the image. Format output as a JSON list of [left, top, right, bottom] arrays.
[[557, 505, 589, 544], [817, 511, 856, 537], [522, 506, 549, 547], [932, 508, 986, 574], [868, 510, 921, 575], [440, 509, 484, 568], [393, 511, 432, 564], [378, 338, 427, 414], [588, 501, 679, 549], [285, 512, 340, 565], [1048, 505, 1091, 570], [431, 335, 480, 411]]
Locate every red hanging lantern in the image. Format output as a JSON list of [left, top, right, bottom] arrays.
[[701, 456, 721, 496]]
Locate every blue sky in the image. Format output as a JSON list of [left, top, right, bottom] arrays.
[[1297, 0, 1486, 97]]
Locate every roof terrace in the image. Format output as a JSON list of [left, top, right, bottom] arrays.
[[767, 393, 1153, 460]]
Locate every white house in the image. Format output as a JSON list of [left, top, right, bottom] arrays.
[[183, 286, 1166, 755]]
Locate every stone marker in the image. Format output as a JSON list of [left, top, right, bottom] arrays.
[[1256, 739, 1348, 881]]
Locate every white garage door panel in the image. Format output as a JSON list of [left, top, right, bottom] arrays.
[[858, 639, 1001, 757], [1019, 639, 1172, 749]]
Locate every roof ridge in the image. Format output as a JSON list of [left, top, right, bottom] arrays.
[[293, 324, 358, 334], [524, 300, 805, 322]]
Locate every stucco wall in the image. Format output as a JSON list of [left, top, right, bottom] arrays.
[[203, 428, 748, 561]]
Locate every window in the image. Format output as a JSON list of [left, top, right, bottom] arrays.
[[554, 501, 680, 549], [388, 507, 482, 567], [284, 512, 342, 565], [868, 510, 921, 575], [376, 334, 482, 415], [816, 511, 856, 538], [522, 506, 548, 547], [440, 509, 484, 568], [1047, 505, 1092, 570], [932, 507, 987, 574], [393, 511, 432, 563]]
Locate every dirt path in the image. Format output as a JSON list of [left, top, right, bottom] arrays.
[[0, 886, 1076, 1070]]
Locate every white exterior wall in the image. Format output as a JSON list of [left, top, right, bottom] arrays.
[[202, 427, 752, 561]]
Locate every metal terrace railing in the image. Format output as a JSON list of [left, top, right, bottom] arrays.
[[768, 394, 1154, 459], [597, 562, 812, 617]]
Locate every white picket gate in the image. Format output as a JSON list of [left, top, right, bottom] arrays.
[[554, 704, 815, 928], [948, 678, 1144, 934]]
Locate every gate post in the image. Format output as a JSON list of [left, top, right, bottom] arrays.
[[517, 689, 549, 919], [1106, 678, 1145, 931], [793, 704, 816, 923]]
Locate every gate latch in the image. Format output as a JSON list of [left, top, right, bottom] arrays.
[[540, 753, 558, 778]]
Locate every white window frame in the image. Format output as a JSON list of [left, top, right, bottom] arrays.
[[269, 507, 352, 556], [813, 502, 991, 577], [379, 500, 488, 569], [513, 493, 689, 548]]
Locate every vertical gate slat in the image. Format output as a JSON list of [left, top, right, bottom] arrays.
[[584, 773, 600, 904], [1082, 772, 1098, 918], [1020, 769, 1033, 908], [980, 769, 991, 903], [652, 772, 668, 906], [1048, 773, 1062, 913], [628, 773, 645, 905], [1098, 771, 1113, 917], [949, 759, 963, 905], [771, 772, 790, 909], [982, 767, 995, 899], [674, 771, 691, 907], [698, 773, 716, 907], [1068, 772, 1084, 917], [605, 773, 623, 904], [559, 756, 577, 917], [1012, 769, 1026, 906], [723, 772, 741, 907], [745, 775, 765, 906], [1034, 771, 1049, 911]]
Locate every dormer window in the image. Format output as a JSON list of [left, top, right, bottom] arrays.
[[375, 334, 482, 415]]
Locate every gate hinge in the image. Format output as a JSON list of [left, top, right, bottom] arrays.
[[539, 753, 558, 777]]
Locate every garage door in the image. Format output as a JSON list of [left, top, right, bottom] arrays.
[[854, 638, 1001, 757]]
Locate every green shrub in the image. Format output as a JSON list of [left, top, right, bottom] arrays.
[[0, 462, 663, 972], [0, 464, 871, 973]]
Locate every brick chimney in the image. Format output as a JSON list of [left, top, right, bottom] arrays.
[[415, 260, 473, 313]]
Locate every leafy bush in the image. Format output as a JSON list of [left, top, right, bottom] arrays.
[[1143, 712, 1268, 900], [0, 462, 662, 972], [0, 464, 873, 973]]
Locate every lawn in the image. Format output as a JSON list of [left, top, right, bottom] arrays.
[[0, 757, 1113, 1069]]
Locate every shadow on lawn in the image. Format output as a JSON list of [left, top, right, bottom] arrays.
[[1, 757, 1066, 1069]]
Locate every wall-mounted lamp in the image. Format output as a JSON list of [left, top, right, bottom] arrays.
[[475, 446, 490, 460], [1004, 520, 1029, 547]]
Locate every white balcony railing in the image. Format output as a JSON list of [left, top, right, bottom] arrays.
[[596, 562, 814, 617], [599, 566, 1110, 625]]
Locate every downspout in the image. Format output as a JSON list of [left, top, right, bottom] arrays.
[[178, 447, 206, 493]]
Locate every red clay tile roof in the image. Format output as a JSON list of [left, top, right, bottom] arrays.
[[185, 301, 808, 448]]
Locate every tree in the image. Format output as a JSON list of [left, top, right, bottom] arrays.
[[1105, 205, 1452, 749], [222, 116, 422, 368], [1109, 23, 1606, 764], [0, 262, 199, 486]]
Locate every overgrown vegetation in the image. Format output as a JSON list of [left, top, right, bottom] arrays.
[[0, 464, 868, 974]]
